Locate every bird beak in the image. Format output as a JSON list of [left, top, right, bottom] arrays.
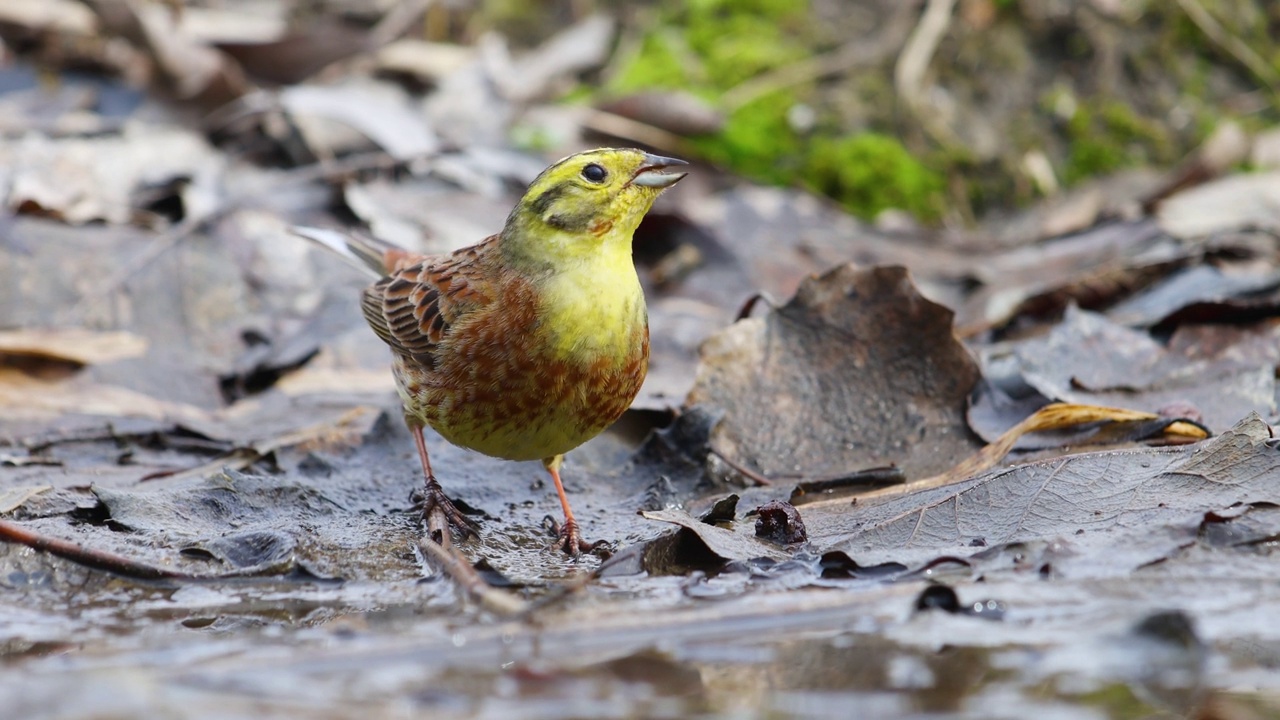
[[632, 153, 689, 188]]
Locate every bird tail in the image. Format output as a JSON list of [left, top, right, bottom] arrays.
[[290, 226, 402, 278]]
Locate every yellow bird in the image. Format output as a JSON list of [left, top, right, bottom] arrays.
[[294, 148, 687, 555]]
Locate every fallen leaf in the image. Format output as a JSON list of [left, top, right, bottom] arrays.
[[813, 413, 1279, 574], [0, 485, 52, 513], [687, 264, 982, 480], [876, 402, 1208, 502], [0, 329, 147, 366], [0, 123, 222, 225], [0, 0, 96, 35], [0, 367, 208, 422], [485, 14, 615, 103], [375, 40, 475, 85], [955, 220, 1190, 333], [1106, 264, 1280, 328], [85, 0, 251, 107], [1005, 306, 1275, 431], [1157, 172, 1280, 240], [642, 509, 789, 563], [280, 81, 440, 161]]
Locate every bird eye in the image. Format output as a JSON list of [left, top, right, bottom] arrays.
[[580, 163, 608, 183]]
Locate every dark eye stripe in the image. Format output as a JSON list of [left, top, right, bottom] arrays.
[[529, 185, 566, 216], [581, 163, 607, 182]]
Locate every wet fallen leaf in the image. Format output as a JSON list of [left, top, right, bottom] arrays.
[[955, 220, 1191, 333], [642, 509, 789, 563], [906, 402, 1209, 499], [811, 413, 1279, 575], [1106, 264, 1280, 328], [688, 264, 982, 480], [0, 485, 51, 513], [0, 366, 208, 423], [1001, 306, 1275, 431]]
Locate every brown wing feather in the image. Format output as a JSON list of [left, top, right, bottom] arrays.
[[360, 236, 497, 368]]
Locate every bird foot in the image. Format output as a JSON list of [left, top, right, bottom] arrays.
[[549, 517, 597, 557], [411, 481, 480, 543]]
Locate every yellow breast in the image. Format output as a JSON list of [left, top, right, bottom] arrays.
[[538, 253, 647, 363], [405, 246, 649, 463]]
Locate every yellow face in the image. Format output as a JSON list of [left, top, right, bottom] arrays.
[[501, 148, 687, 266]]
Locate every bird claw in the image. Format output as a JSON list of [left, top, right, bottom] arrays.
[[549, 518, 596, 557], [411, 481, 480, 542]]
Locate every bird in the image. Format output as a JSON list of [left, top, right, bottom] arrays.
[[293, 148, 688, 556]]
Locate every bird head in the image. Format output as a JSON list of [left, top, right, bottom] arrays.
[[501, 148, 687, 268]]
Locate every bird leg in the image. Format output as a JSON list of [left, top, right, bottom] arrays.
[[545, 455, 596, 556], [409, 422, 479, 543]]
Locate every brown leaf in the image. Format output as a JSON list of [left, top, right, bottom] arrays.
[[0, 329, 147, 366], [813, 413, 1279, 573], [217, 22, 369, 85], [877, 402, 1208, 502], [641, 509, 789, 563], [688, 264, 982, 480], [1003, 306, 1275, 432]]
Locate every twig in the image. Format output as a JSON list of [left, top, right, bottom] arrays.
[[580, 109, 697, 157], [848, 403, 1209, 505], [368, 0, 437, 50], [708, 445, 772, 486], [0, 518, 345, 584], [0, 518, 185, 582], [893, 0, 959, 147], [1174, 0, 1279, 94], [416, 528, 528, 617]]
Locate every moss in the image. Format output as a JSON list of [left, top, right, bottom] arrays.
[[805, 134, 946, 221], [682, 0, 807, 88], [1061, 100, 1175, 184], [687, 92, 802, 184], [591, 0, 1280, 222], [1071, 683, 1158, 720], [609, 31, 696, 93], [603, 0, 950, 221]]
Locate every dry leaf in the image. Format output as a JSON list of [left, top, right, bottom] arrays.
[[0, 329, 147, 366]]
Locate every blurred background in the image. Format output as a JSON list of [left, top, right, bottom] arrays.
[[1, 0, 1276, 232]]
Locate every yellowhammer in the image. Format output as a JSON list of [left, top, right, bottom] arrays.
[[294, 148, 687, 555]]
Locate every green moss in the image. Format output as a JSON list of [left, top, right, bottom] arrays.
[[688, 92, 802, 184], [1071, 683, 1158, 720], [805, 134, 946, 221], [1062, 100, 1174, 184], [603, 0, 945, 221], [609, 31, 695, 93]]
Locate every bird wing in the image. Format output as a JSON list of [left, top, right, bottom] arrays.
[[361, 236, 497, 368]]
